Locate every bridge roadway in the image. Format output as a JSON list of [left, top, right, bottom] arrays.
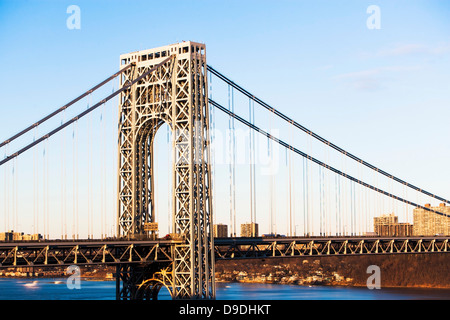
[[0, 236, 448, 268]]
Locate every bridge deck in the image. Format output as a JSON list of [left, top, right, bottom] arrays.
[[214, 236, 449, 259], [0, 236, 448, 268], [0, 239, 177, 268]]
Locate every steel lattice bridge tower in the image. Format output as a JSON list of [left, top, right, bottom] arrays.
[[116, 42, 214, 299]]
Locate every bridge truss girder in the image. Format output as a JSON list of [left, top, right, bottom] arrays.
[[0, 241, 174, 267], [213, 237, 450, 259], [0, 237, 447, 268]]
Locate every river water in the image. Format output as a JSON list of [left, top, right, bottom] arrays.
[[0, 278, 449, 300]]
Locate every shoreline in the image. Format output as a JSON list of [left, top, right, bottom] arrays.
[[216, 279, 450, 291], [1, 275, 449, 290], [215, 278, 450, 290]]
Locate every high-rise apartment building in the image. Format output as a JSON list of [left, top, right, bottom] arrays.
[[413, 203, 450, 236]]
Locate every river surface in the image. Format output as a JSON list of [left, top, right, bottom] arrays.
[[0, 278, 449, 300]]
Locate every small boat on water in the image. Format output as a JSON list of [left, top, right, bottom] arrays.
[[24, 281, 38, 287]]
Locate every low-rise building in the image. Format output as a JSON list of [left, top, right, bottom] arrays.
[[240, 222, 258, 237], [373, 213, 413, 236], [0, 230, 42, 241], [214, 224, 228, 238]]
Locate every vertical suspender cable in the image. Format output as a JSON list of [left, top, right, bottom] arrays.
[[101, 103, 105, 239], [291, 149, 295, 236], [350, 181, 353, 236], [73, 120, 79, 240], [37, 132, 39, 237], [232, 88, 236, 236], [46, 139, 49, 239], [103, 102, 107, 239], [366, 172, 370, 234], [322, 158, 326, 235], [11, 158, 14, 232], [288, 126, 293, 236], [360, 165, 364, 235], [9, 158, 12, 232], [319, 166, 323, 236], [75, 120, 79, 239], [8, 145, 11, 232], [403, 184, 407, 230], [228, 85, 236, 236], [375, 169, 378, 231], [343, 156, 347, 235], [31, 130, 35, 236], [228, 85, 232, 236], [64, 113, 68, 239], [269, 138, 273, 234], [249, 98, 253, 228], [42, 143, 46, 239], [351, 180, 355, 235], [302, 157, 306, 236], [353, 181, 356, 235], [248, 98, 257, 234], [355, 168, 358, 235], [339, 175, 342, 236], [7, 147, 10, 232], [34, 128, 38, 235], [61, 111, 65, 239], [285, 149, 288, 235], [14, 157, 18, 233], [325, 149, 329, 236], [90, 100, 94, 239], [100, 108, 103, 239], [307, 135, 313, 236], [89, 94, 95, 239], [351, 170, 354, 235], [335, 175, 338, 236], [252, 100, 256, 228], [11, 157, 14, 232], [269, 109, 276, 236], [303, 157, 308, 236], [288, 149, 292, 236], [72, 123, 76, 239], [268, 113, 273, 234], [357, 165, 360, 235], [87, 97, 91, 239], [362, 170, 365, 234], [3, 146, 6, 233]]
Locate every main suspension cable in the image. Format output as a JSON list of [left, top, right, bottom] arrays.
[[0, 63, 134, 150], [207, 65, 450, 206], [0, 55, 174, 167], [210, 98, 450, 218]]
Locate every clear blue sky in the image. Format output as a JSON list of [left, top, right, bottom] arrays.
[[0, 1, 449, 237]]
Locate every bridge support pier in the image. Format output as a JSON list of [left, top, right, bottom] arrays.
[[115, 262, 171, 300]]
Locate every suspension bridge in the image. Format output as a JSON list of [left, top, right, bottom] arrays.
[[0, 42, 448, 300]]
